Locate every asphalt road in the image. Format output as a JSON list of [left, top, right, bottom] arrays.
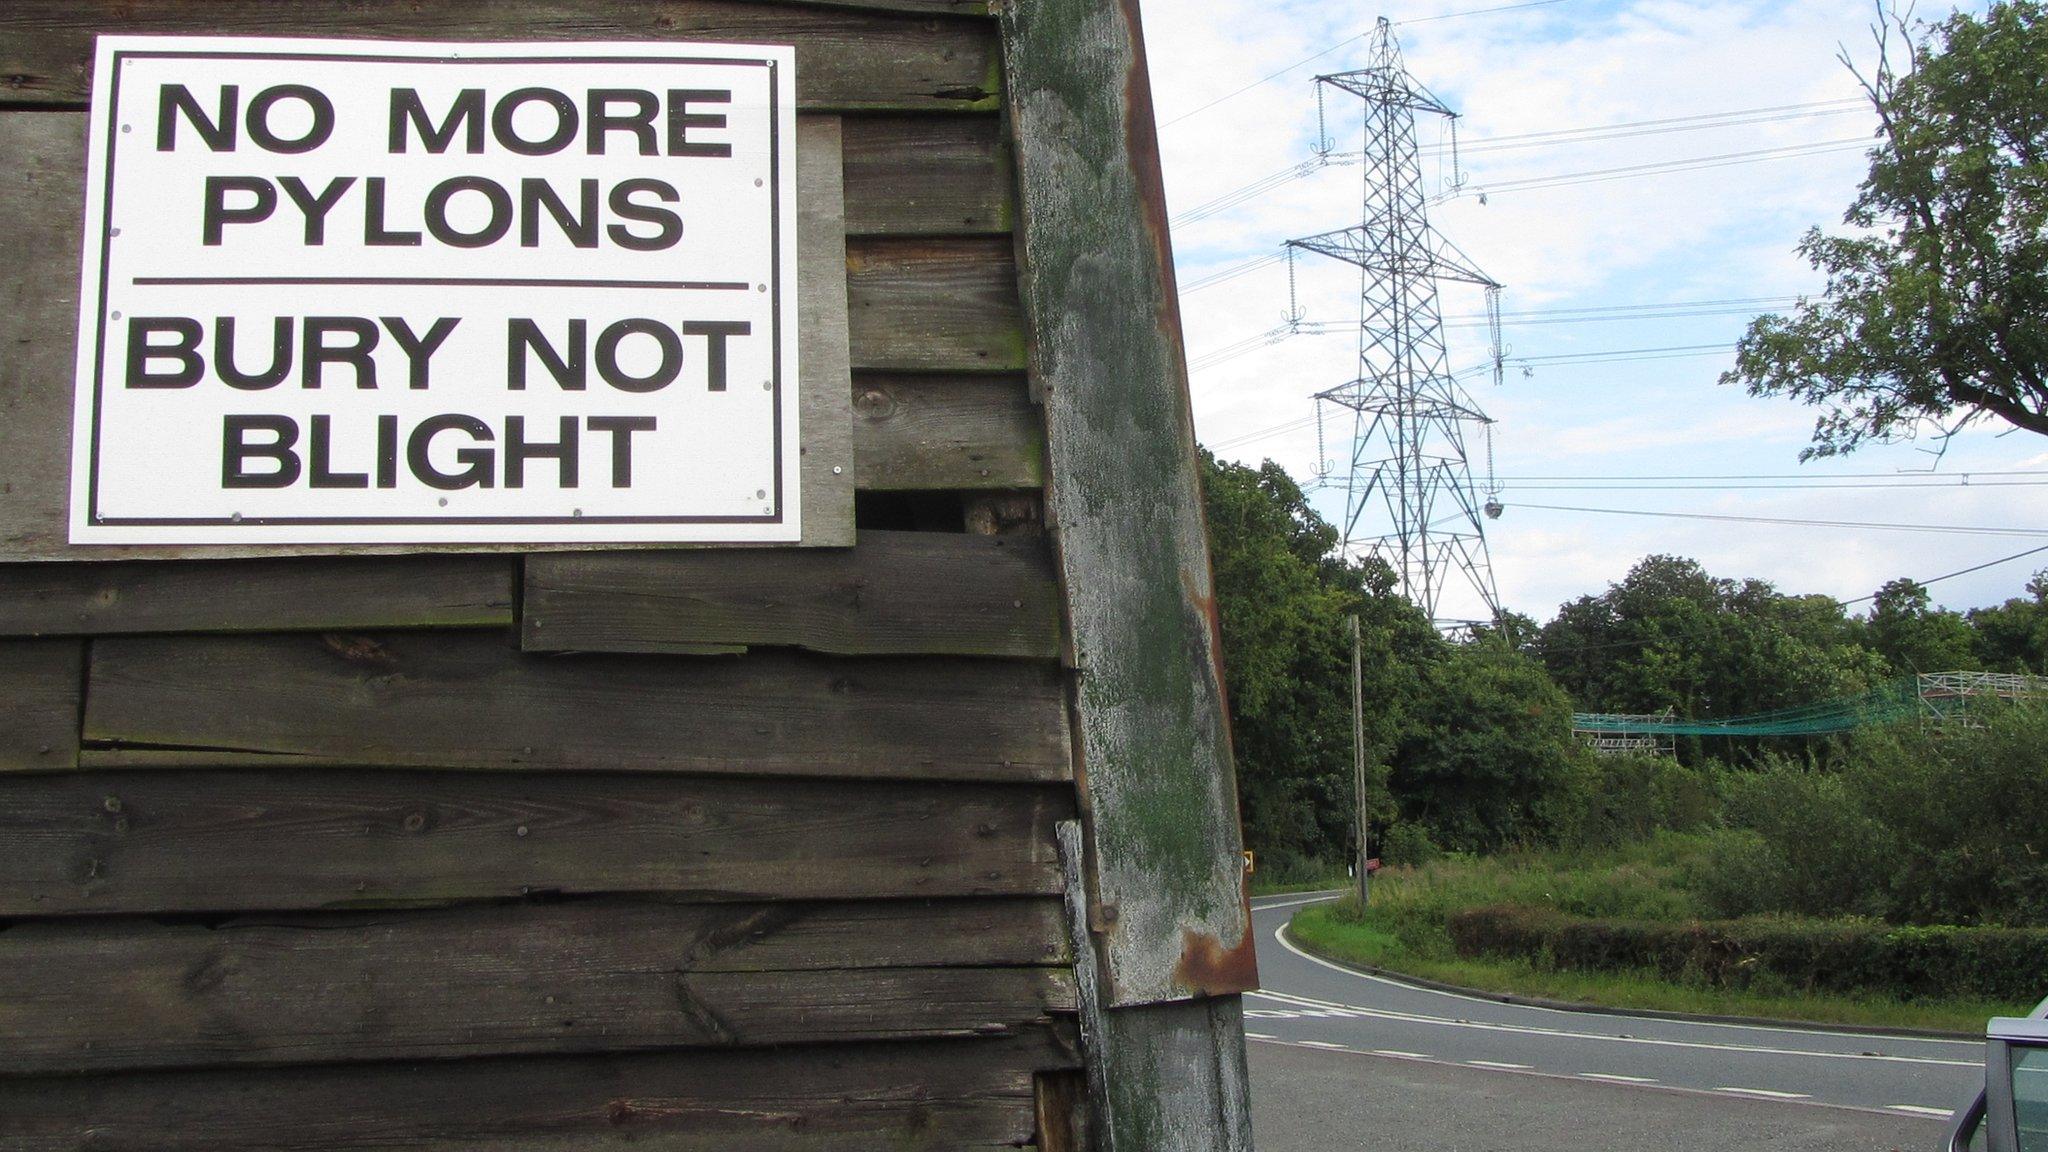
[[1245, 891, 1984, 1149]]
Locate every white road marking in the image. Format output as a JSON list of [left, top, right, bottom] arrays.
[[1580, 1073, 1658, 1084], [1469, 1060, 1535, 1070], [1715, 1087, 1812, 1100], [1244, 1035, 1929, 1122], [1260, 910, 1980, 1049], [1250, 891, 1349, 912], [1297, 1040, 1349, 1050], [1244, 1031, 1278, 1040], [1889, 1105, 1955, 1118], [1248, 975, 1981, 1069]]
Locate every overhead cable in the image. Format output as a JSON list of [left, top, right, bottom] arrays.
[[1508, 502, 2048, 538]]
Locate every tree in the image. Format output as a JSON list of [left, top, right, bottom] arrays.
[[1721, 2, 2048, 459], [1389, 644, 1585, 853], [1535, 555, 1885, 752], [1866, 577, 1976, 673], [1198, 451, 1438, 872], [1969, 568, 2048, 672]]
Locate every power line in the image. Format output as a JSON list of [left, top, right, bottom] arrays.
[[1836, 545, 2048, 606], [1501, 469, 2048, 480], [1541, 543, 2048, 654], [1158, 33, 1370, 129], [1397, 0, 1570, 25], [1509, 502, 2048, 538], [1157, 0, 1576, 130], [1171, 101, 1870, 232], [1511, 342, 1735, 365], [1424, 99, 1864, 153], [1475, 295, 1800, 320], [1444, 297, 1802, 329], [1510, 480, 2048, 491], [1180, 251, 1287, 294], [1464, 137, 1869, 197]]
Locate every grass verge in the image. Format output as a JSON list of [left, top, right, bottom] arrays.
[[1284, 837, 2030, 1035]]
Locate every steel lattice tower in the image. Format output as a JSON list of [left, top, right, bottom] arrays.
[[1290, 17, 1504, 627]]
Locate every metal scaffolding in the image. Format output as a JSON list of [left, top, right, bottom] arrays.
[[1292, 16, 1505, 629]]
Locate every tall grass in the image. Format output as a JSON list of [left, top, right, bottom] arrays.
[[1285, 836, 2032, 1034]]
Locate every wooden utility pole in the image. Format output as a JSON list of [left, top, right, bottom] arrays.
[[1351, 614, 1369, 906]]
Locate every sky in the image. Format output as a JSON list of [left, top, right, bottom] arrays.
[[1137, 0, 2045, 625]]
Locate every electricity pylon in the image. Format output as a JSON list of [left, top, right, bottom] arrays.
[[1291, 16, 1505, 628]]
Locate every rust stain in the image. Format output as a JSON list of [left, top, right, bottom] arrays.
[[1172, 919, 1259, 998], [1180, 567, 1231, 707]]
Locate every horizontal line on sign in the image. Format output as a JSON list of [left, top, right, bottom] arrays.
[[130, 276, 755, 291], [89, 514, 784, 527]]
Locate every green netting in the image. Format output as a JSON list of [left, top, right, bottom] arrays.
[[1571, 678, 1933, 737]]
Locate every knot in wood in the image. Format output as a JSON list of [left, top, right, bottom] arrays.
[[854, 387, 896, 417]]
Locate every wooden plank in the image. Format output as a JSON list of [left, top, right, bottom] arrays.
[[0, 113, 83, 565], [843, 114, 1013, 236], [0, 769, 1070, 916], [523, 529, 1061, 658], [82, 633, 1071, 780], [0, 109, 852, 561], [796, 116, 857, 546], [0, 1029, 1081, 1152], [4, 957, 1074, 1073], [847, 237, 1027, 373], [0, 2, 1001, 111], [791, 0, 997, 15], [1000, 1, 1255, 1008], [854, 374, 1044, 490], [0, 898, 1072, 1074], [1057, 822, 1250, 1152], [0, 556, 513, 636], [0, 640, 81, 771]]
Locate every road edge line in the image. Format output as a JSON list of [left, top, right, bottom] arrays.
[[1268, 904, 1981, 1044], [1244, 1036, 1953, 1122]]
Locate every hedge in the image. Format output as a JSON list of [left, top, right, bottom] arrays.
[[1447, 904, 2048, 1002]]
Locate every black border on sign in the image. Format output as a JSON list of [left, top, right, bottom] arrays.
[[86, 48, 791, 531]]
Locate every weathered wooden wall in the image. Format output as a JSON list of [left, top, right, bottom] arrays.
[[0, 1, 1087, 1147], [0, 1, 1255, 1147]]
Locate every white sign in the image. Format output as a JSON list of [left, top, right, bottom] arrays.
[[70, 37, 800, 545]]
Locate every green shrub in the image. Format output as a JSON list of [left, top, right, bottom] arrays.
[[1380, 821, 1441, 868], [1847, 704, 2048, 927], [1713, 763, 1896, 919], [1447, 904, 2048, 1002], [1695, 704, 2048, 927], [1541, 754, 1726, 849]]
